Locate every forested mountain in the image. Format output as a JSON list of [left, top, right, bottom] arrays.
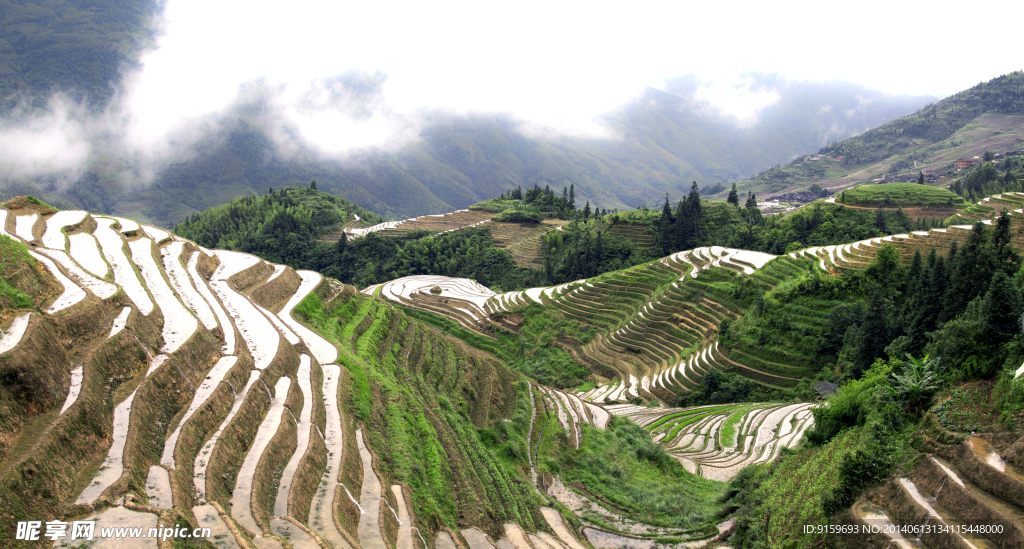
[[0, 0, 157, 110]]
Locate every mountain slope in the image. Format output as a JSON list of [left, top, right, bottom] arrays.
[[738, 71, 1024, 199]]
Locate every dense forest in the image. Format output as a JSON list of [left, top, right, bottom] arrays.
[[175, 182, 953, 293], [0, 0, 157, 110]]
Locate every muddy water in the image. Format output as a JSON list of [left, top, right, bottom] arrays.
[[0, 313, 30, 354], [112, 216, 140, 233], [94, 217, 154, 314], [308, 365, 352, 548], [279, 271, 339, 364], [435, 531, 459, 549], [59, 365, 84, 415], [129, 238, 198, 353], [536, 531, 570, 549], [37, 247, 119, 299], [42, 210, 86, 249], [852, 500, 922, 549], [55, 506, 158, 549], [75, 388, 137, 505], [270, 518, 319, 548], [14, 213, 37, 241], [899, 477, 998, 549], [273, 355, 313, 518], [68, 232, 110, 278], [528, 533, 560, 549], [28, 250, 87, 313], [231, 376, 291, 537], [142, 225, 170, 242], [503, 524, 533, 549], [461, 527, 497, 549], [255, 301, 299, 344], [970, 437, 1024, 482], [581, 528, 653, 549], [107, 306, 131, 339], [186, 251, 235, 354], [356, 428, 387, 549], [193, 504, 241, 549], [540, 507, 587, 549], [162, 242, 217, 331], [145, 466, 173, 508], [194, 371, 261, 501], [211, 250, 280, 370], [391, 486, 413, 549], [161, 356, 239, 468]]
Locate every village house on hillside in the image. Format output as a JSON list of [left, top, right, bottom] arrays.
[[954, 156, 981, 171]]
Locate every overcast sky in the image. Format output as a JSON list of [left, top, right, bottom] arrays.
[[123, 0, 1021, 146], [4, 0, 1023, 181]]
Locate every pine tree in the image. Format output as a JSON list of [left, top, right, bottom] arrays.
[[568, 184, 575, 209], [745, 192, 757, 209], [981, 271, 1022, 344], [583, 201, 591, 222], [310, 180, 318, 191], [658, 194, 675, 254], [687, 182, 706, 246], [918, 171, 925, 184], [727, 183, 740, 207], [874, 208, 888, 232]]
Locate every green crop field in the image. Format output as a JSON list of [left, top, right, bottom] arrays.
[[837, 183, 966, 208]]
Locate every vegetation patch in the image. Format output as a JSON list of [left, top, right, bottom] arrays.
[[836, 183, 964, 208]]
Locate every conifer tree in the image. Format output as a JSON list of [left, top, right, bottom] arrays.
[[727, 183, 740, 207], [310, 180, 318, 190], [981, 271, 1022, 344]]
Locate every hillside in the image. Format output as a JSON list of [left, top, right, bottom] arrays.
[[736, 71, 1024, 200], [5, 193, 1024, 548]]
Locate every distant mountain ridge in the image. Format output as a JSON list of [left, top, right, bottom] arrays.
[[117, 78, 931, 227], [0, 0, 934, 226]]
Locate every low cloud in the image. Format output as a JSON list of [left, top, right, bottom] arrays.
[[0, 96, 91, 184], [690, 77, 782, 127]]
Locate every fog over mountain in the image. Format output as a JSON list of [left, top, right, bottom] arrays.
[[0, 0, 1016, 223]]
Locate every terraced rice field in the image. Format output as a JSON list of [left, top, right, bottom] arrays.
[[334, 208, 494, 240], [605, 402, 816, 481], [487, 221, 553, 268], [362, 274, 586, 333], [1, 203, 610, 549], [605, 223, 656, 249]]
